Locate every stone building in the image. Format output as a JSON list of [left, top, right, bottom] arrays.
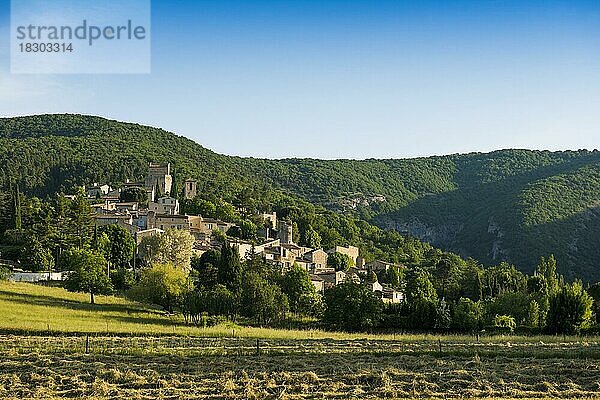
[[184, 178, 197, 200], [277, 220, 293, 244], [145, 162, 172, 197]]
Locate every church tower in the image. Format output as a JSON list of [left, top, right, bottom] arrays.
[[184, 178, 197, 200], [145, 162, 172, 197]]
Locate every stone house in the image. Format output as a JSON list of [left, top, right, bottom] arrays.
[[148, 196, 180, 215], [86, 183, 112, 198], [381, 286, 404, 304], [316, 270, 346, 289], [366, 260, 403, 272], [135, 228, 164, 245], [310, 274, 325, 294], [328, 245, 360, 266], [303, 249, 328, 271]]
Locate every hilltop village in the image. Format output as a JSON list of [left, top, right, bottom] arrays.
[[82, 162, 403, 303]]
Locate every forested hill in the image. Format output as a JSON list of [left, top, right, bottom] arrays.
[[1, 114, 599, 280]]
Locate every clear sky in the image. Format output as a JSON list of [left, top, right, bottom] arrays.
[[0, 0, 599, 159]]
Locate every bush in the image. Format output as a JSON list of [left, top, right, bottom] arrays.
[[0, 266, 10, 281], [547, 281, 594, 334], [323, 282, 382, 332], [451, 298, 482, 332], [493, 315, 516, 333], [129, 263, 190, 313], [110, 268, 135, 291]]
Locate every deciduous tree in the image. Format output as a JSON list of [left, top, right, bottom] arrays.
[[63, 248, 113, 304]]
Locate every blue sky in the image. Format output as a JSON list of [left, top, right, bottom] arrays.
[[1, 0, 599, 159]]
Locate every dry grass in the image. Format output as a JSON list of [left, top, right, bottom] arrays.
[[1, 335, 600, 399]]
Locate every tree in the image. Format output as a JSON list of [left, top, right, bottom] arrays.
[[433, 253, 462, 301], [323, 282, 382, 332], [184, 198, 216, 218], [63, 248, 113, 304], [484, 291, 531, 327], [0, 190, 14, 235], [120, 187, 149, 205], [69, 187, 95, 248], [327, 252, 354, 272], [451, 298, 482, 332], [525, 300, 540, 328], [130, 263, 190, 312], [0, 266, 10, 281], [94, 231, 111, 260], [211, 229, 227, 245], [200, 284, 238, 319], [586, 282, 600, 325], [405, 268, 437, 305], [302, 226, 322, 249], [226, 226, 242, 238], [12, 181, 22, 231], [483, 262, 527, 298], [240, 272, 289, 325], [239, 219, 257, 240], [281, 264, 319, 315], [100, 225, 135, 268], [192, 249, 220, 288], [139, 234, 161, 266], [217, 243, 243, 291], [139, 229, 194, 271], [458, 259, 483, 301], [407, 298, 438, 329], [377, 265, 404, 289], [22, 238, 54, 272], [435, 298, 451, 329], [538, 255, 560, 295], [547, 281, 593, 334], [110, 267, 135, 291], [215, 200, 238, 222]]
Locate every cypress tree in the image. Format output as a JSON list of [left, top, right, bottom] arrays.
[[13, 182, 22, 231], [217, 243, 242, 291]]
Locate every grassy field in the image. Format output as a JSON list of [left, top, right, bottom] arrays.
[[0, 281, 398, 340], [2, 282, 600, 399]]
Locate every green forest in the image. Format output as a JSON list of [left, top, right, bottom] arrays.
[[1, 114, 599, 280]]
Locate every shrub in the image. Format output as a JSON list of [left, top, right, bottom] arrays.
[[323, 282, 382, 332], [493, 315, 516, 333], [0, 266, 10, 281], [547, 281, 593, 334], [451, 298, 482, 332], [129, 263, 190, 313], [110, 268, 135, 291]]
